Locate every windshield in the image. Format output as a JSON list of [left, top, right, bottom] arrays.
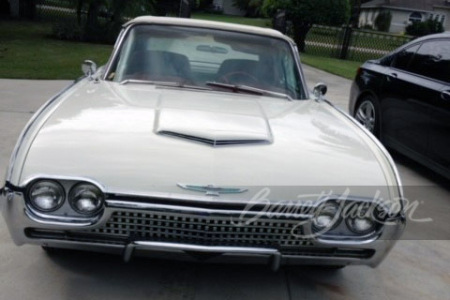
[[107, 24, 306, 100]]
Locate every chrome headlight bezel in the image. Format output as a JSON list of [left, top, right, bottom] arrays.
[[345, 215, 376, 235], [68, 183, 105, 215], [27, 180, 65, 212], [311, 201, 342, 233]]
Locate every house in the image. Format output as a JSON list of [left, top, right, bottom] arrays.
[[359, 0, 450, 33], [212, 0, 245, 16]]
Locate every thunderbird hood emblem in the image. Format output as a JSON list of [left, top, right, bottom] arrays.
[[177, 183, 248, 196]]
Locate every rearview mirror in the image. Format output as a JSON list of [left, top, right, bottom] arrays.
[[81, 60, 97, 79]]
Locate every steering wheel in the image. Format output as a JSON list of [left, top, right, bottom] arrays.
[[219, 71, 258, 85]]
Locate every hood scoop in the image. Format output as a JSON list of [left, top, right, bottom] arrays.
[[155, 108, 272, 146]]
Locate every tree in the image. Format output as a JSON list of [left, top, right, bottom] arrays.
[[0, 0, 10, 17], [72, 0, 155, 26], [61, 0, 155, 43], [233, 0, 264, 17], [349, 0, 372, 28], [154, 0, 195, 16], [20, 0, 36, 19], [197, 0, 213, 11], [374, 10, 392, 32], [263, 0, 350, 52]]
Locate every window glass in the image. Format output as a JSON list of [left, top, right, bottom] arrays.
[[379, 54, 394, 66], [108, 25, 306, 99], [392, 44, 420, 71], [409, 12, 423, 22], [409, 40, 450, 83]]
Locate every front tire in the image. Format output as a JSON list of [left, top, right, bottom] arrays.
[[354, 95, 380, 137]]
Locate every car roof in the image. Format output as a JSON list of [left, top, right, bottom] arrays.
[[124, 16, 294, 44], [381, 32, 450, 58], [411, 32, 450, 43], [402, 32, 450, 48]]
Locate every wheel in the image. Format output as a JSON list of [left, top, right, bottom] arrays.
[[354, 95, 380, 137]]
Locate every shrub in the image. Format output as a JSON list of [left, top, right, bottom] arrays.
[[83, 22, 121, 44], [52, 19, 121, 44], [233, 0, 264, 17], [262, 0, 350, 52], [361, 24, 374, 30], [52, 19, 83, 41], [406, 19, 444, 37], [204, 3, 223, 14]]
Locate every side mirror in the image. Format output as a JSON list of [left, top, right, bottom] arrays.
[[81, 60, 97, 79], [313, 83, 327, 101]]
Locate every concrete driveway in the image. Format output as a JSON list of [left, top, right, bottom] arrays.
[[0, 65, 449, 300]]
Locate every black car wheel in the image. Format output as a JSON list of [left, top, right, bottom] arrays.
[[354, 96, 380, 137]]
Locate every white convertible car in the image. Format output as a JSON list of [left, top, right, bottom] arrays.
[[0, 17, 405, 270]]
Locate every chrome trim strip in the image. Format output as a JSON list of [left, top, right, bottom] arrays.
[[293, 44, 310, 99], [20, 174, 106, 192], [317, 236, 379, 246], [108, 189, 222, 203], [106, 191, 386, 210], [25, 209, 96, 227], [123, 241, 282, 271], [157, 131, 272, 147], [102, 27, 130, 81], [106, 200, 312, 219]]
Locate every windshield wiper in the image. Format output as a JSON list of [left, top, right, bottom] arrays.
[[120, 79, 210, 91], [206, 82, 292, 101]]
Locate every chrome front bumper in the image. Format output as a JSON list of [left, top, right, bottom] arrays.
[[1, 187, 406, 271]]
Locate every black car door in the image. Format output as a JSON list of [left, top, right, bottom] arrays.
[[414, 39, 450, 174], [380, 43, 431, 157]]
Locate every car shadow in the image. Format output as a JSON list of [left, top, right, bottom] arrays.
[[43, 248, 346, 300], [390, 150, 450, 191]]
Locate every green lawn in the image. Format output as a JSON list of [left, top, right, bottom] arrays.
[[0, 21, 112, 79], [0, 17, 361, 80], [0, 14, 271, 80], [300, 53, 362, 80]]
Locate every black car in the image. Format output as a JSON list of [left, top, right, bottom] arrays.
[[349, 33, 450, 180]]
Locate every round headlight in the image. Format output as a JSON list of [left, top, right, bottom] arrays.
[[69, 183, 104, 215], [312, 202, 341, 232], [28, 180, 65, 212], [346, 216, 376, 235]]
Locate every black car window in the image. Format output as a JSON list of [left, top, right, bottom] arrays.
[[379, 54, 394, 66], [391, 44, 420, 71], [409, 39, 450, 83]]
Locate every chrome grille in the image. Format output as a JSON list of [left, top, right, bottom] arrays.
[[88, 210, 313, 248]]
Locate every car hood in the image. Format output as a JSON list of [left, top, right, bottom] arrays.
[[20, 81, 388, 197]]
